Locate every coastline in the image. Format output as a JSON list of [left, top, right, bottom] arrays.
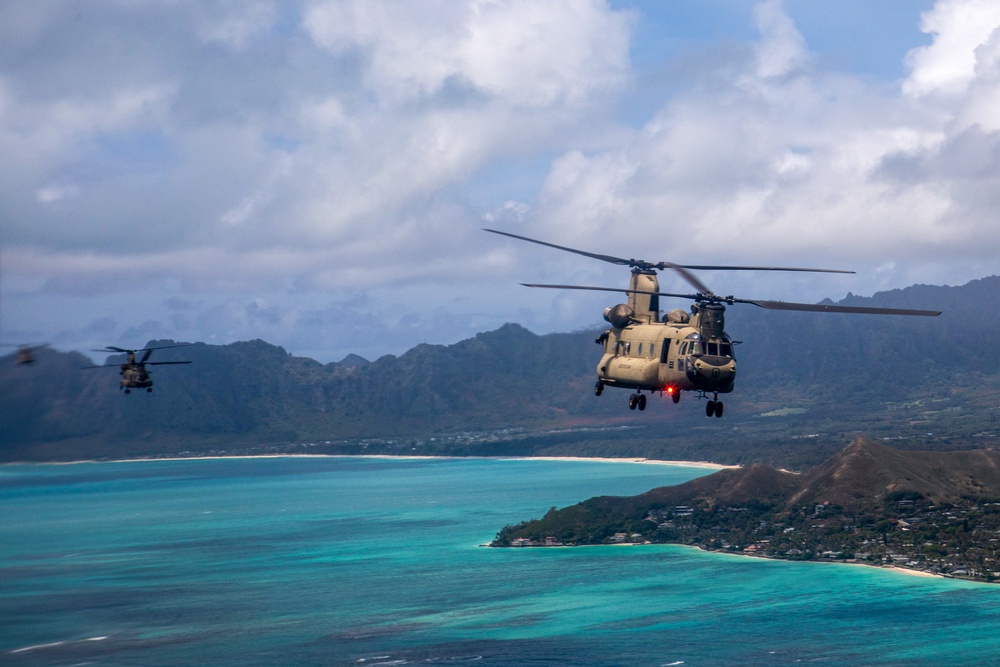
[[492, 540, 957, 582], [2, 453, 736, 470], [654, 542, 949, 581]]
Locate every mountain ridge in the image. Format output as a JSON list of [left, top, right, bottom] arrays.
[[3, 275, 1000, 465]]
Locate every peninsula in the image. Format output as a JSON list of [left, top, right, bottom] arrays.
[[492, 438, 1000, 583]]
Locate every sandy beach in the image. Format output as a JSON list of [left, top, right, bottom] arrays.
[[18, 453, 737, 470]]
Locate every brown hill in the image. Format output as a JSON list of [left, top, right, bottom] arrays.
[[656, 437, 1000, 510], [637, 463, 800, 508], [792, 437, 1000, 506]]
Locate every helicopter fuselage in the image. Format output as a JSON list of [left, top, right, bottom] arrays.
[[597, 320, 736, 397], [120, 364, 153, 390], [590, 270, 737, 415]]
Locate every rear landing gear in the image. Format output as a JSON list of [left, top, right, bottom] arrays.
[[595, 380, 604, 396]]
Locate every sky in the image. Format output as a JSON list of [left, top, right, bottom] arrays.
[[2, 0, 999, 364]]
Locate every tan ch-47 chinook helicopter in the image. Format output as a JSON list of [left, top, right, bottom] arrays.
[[1, 343, 48, 365], [84, 344, 193, 394], [486, 229, 942, 418]]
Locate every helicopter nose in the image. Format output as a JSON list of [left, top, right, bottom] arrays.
[[693, 357, 736, 384]]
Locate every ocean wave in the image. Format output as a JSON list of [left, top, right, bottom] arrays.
[[9, 636, 106, 654]]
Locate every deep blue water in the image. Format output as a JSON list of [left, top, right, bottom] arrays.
[[3, 456, 1000, 666]]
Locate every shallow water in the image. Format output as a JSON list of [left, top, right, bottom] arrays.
[[3, 456, 999, 666]]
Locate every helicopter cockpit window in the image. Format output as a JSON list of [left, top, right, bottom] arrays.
[[690, 341, 705, 356], [707, 342, 719, 356], [720, 343, 734, 358]]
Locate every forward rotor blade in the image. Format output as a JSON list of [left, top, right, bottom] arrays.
[[485, 228, 633, 266], [660, 262, 713, 295], [522, 283, 942, 316], [146, 361, 193, 366], [742, 299, 941, 317]]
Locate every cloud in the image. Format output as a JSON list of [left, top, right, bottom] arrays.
[[303, 0, 631, 107], [525, 0, 1000, 301], [3, 1, 1000, 363], [903, 0, 1000, 98]]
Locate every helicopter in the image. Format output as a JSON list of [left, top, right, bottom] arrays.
[[1, 343, 48, 365], [84, 344, 193, 394], [485, 228, 941, 418]]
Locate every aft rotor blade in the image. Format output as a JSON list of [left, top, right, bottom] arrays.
[[486, 227, 854, 292], [485, 228, 634, 266], [521, 283, 700, 301], [679, 265, 854, 274], [140, 349, 153, 363], [742, 299, 941, 317]]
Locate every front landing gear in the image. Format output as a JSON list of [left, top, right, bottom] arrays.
[[703, 393, 724, 418], [628, 393, 647, 411]]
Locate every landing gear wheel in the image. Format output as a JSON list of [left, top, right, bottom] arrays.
[[147, 387, 153, 393], [595, 381, 604, 396], [714, 401, 724, 418], [638, 394, 647, 411], [671, 390, 680, 404], [628, 394, 638, 410], [705, 400, 715, 417]]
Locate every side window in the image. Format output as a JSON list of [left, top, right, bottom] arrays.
[[638, 342, 643, 356], [650, 343, 655, 358], [660, 339, 669, 363]]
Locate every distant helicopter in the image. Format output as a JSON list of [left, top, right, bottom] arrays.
[[486, 229, 941, 417], [84, 344, 193, 394], [1, 343, 48, 365]]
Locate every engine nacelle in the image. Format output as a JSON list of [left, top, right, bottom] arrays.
[[603, 304, 634, 329]]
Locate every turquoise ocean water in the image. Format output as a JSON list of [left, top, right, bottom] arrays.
[[3, 455, 1000, 666]]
